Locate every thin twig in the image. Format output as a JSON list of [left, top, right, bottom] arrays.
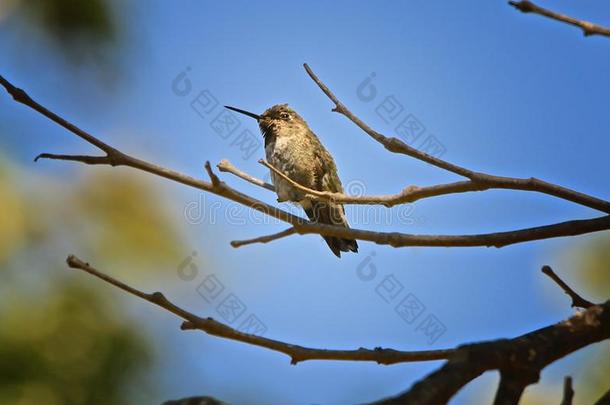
[[261, 158, 476, 206], [231, 227, 296, 248], [509, 1, 610, 38], [542, 265, 595, 309], [204, 161, 221, 186], [65, 255, 453, 365], [561, 376, 574, 405], [218, 159, 275, 192]]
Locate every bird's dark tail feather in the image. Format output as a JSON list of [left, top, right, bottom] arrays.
[[305, 202, 358, 258]]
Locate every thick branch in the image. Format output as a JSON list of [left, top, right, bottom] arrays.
[[65, 255, 453, 365], [375, 300, 610, 404], [509, 1, 610, 38], [494, 369, 539, 405]]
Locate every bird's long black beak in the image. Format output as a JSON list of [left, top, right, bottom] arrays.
[[224, 105, 261, 121]]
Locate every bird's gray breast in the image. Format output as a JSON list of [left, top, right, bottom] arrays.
[[265, 132, 315, 203]]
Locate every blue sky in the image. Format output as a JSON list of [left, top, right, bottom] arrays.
[[2, 1, 610, 404]]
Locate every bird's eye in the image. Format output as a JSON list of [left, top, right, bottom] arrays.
[[280, 112, 290, 119]]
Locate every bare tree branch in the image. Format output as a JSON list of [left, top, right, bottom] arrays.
[[294, 215, 610, 248], [509, 1, 610, 38], [261, 158, 610, 214], [231, 227, 296, 248], [374, 300, 610, 404], [204, 160, 221, 186], [3, 74, 610, 250], [34, 153, 112, 165], [1, 3, 606, 401], [217, 159, 275, 192], [302, 64, 474, 178], [65, 254, 453, 365], [0, 74, 312, 225], [561, 376, 574, 405], [0, 75, 121, 156], [494, 369, 539, 405], [225, 214, 610, 249], [64, 254, 610, 405], [261, 158, 487, 207], [302, 63, 610, 214], [542, 265, 595, 309], [163, 396, 228, 405]]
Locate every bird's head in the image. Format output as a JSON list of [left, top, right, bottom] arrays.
[[224, 104, 307, 138]]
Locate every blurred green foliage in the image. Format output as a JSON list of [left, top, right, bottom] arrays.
[[68, 170, 187, 273], [575, 237, 610, 297], [0, 155, 189, 404], [0, 163, 26, 263], [0, 2, 189, 399], [0, 159, 186, 273], [0, 282, 151, 405], [573, 236, 610, 404], [523, 238, 610, 404], [23, 0, 115, 45], [1, 0, 119, 64]]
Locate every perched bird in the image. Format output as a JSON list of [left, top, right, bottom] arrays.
[[225, 104, 358, 257]]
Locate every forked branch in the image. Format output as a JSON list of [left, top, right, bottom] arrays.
[[66, 254, 609, 405], [302, 63, 610, 214], [2, 70, 610, 250], [375, 300, 609, 404]]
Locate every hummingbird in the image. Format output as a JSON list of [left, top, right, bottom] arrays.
[[225, 104, 358, 257]]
